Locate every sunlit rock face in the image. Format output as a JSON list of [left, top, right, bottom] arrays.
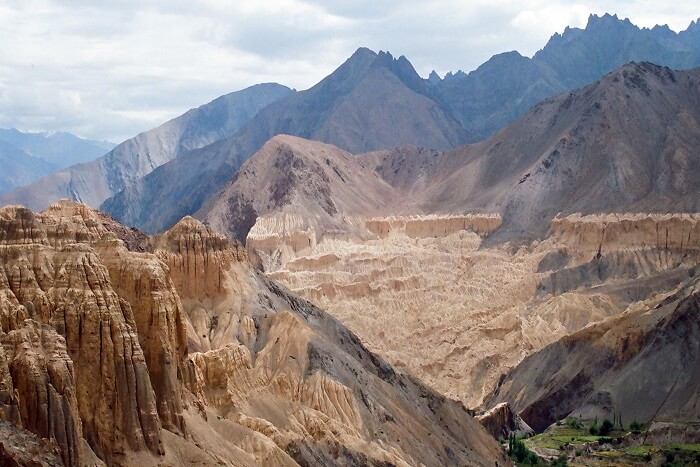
[[0, 201, 507, 466], [487, 273, 700, 433], [156, 216, 508, 466], [265, 212, 700, 410]]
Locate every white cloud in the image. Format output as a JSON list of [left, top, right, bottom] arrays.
[[0, 0, 696, 143]]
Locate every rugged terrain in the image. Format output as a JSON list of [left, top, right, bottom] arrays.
[[97, 15, 700, 234], [202, 62, 700, 247], [436, 13, 700, 141], [190, 63, 700, 416], [420, 62, 700, 242], [241, 212, 699, 414], [0, 200, 506, 466], [3, 15, 698, 235], [487, 260, 700, 433], [101, 48, 469, 233]]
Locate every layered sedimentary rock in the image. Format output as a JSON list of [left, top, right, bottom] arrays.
[[549, 213, 700, 257], [156, 216, 507, 466], [365, 214, 502, 239], [267, 212, 700, 411], [36, 200, 189, 435], [476, 403, 534, 440], [0, 203, 167, 464], [487, 274, 700, 432], [0, 201, 507, 465], [246, 213, 502, 271], [1, 321, 82, 466]]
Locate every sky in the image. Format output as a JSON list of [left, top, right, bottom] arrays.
[[0, 1, 697, 144]]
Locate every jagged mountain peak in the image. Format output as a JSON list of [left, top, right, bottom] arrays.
[[586, 12, 633, 28], [309, 47, 427, 99]]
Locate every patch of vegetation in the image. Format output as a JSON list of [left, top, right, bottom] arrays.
[[527, 419, 700, 465], [508, 434, 542, 465], [628, 420, 644, 433], [565, 417, 582, 430], [588, 418, 614, 436], [595, 450, 624, 458], [625, 445, 656, 456], [550, 454, 567, 466]]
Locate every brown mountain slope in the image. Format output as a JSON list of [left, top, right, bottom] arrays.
[[198, 135, 410, 260], [411, 62, 700, 242], [202, 63, 700, 250], [0, 200, 507, 466], [486, 272, 700, 433], [195, 64, 700, 414], [101, 49, 468, 233]]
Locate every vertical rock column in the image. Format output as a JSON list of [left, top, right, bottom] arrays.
[[1, 321, 82, 466], [98, 244, 188, 435]]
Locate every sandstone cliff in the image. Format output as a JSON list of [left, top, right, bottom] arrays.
[[0, 201, 507, 466], [0, 203, 166, 464], [155, 216, 508, 466], [266, 211, 700, 413], [476, 403, 534, 440]]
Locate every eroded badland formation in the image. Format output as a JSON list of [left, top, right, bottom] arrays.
[[0, 200, 505, 465], [1, 13, 700, 467]]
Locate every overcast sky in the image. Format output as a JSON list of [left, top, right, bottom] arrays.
[[0, 1, 697, 143]]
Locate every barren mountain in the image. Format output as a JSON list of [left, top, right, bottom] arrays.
[[101, 48, 468, 233], [417, 62, 700, 242], [487, 271, 700, 433], [109, 60, 700, 240], [0, 200, 506, 466], [199, 135, 407, 253], [239, 49, 466, 154], [192, 63, 700, 413], [0, 83, 292, 212], [435, 13, 700, 141], [4, 14, 699, 227], [202, 62, 700, 248]]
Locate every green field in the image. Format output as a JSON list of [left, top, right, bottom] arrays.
[[516, 420, 700, 465]]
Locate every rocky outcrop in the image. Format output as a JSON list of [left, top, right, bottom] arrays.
[[477, 402, 534, 440], [265, 208, 700, 413], [0, 420, 65, 466], [154, 216, 246, 299], [155, 216, 508, 466], [0, 202, 509, 465], [0, 202, 167, 464], [486, 276, 700, 432], [246, 214, 317, 270], [35, 200, 189, 435], [538, 213, 700, 298], [549, 213, 700, 258], [1, 321, 82, 466], [365, 214, 502, 239], [95, 249, 188, 434]]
